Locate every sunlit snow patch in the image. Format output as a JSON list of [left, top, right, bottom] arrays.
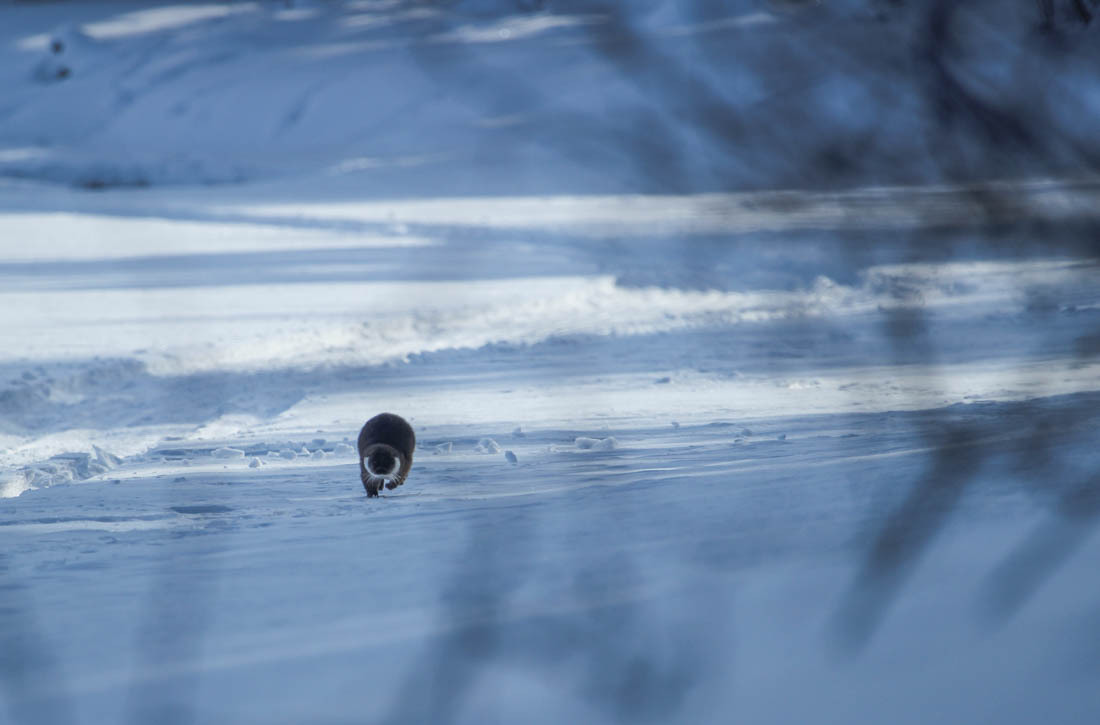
[[430, 14, 604, 45], [18, 4, 260, 49], [0, 213, 434, 262]]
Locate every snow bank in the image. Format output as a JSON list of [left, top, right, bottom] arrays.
[[3, 251, 1095, 376]]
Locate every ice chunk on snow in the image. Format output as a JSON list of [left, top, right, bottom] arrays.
[[279, 449, 297, 460], [212, 447, 245, 459], [575, 436, 618, 451], [333, 443, 354, 456], [14, 449, 122, 491], [505, 450, 518, 464], [512, 427, 526, 438], [248, 457, 261, 468], [86, 462, 109, 476], [93, 445, 121, 467], [1, 472, 31, 499], [433, 442, 453, 454], [476, 438, 501, 454], [311, 449, 326, 460]]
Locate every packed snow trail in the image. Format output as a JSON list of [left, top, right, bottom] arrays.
[[3, 395, 1100, 723]]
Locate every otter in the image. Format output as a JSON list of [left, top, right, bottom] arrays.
[[357, 413, 415, 498]]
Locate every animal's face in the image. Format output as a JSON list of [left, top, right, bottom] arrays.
[[359, 442, 410, 497], [364, 448, 399, 478]]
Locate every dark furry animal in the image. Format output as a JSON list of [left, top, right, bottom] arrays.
[[357, 413, 415, 498]]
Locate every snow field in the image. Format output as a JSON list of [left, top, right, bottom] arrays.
[[2, 1, 1100, 722]]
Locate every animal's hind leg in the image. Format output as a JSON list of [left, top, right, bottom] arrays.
[[365, 479, 380, 497]]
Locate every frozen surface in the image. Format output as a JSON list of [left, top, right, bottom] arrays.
[[2, 2, 1100, 724]]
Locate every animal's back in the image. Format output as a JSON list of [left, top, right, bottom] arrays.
[[357, 413, 416, 458]]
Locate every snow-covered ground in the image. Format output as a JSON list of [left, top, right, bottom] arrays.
[[2, 2, 1100, 724]]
